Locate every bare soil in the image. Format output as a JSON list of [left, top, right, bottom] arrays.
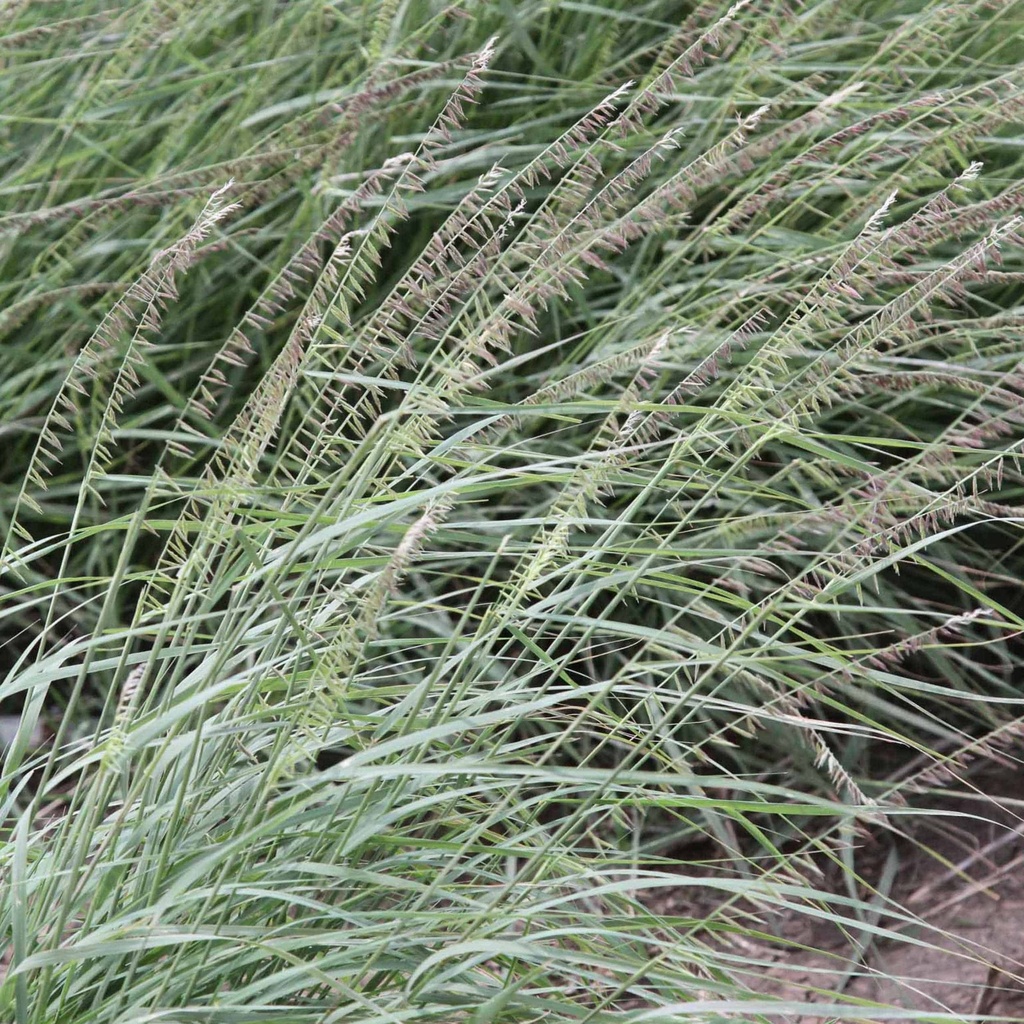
[[643, 770, 1024, 1019]]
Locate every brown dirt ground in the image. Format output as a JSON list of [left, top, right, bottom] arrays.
[[642, 770, 1024, 1020]]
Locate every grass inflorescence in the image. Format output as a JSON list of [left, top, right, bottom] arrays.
[[1, 0, 1023, 1020]]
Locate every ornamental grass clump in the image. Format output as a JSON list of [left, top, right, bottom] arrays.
[[1, 0, 1023, 1020]]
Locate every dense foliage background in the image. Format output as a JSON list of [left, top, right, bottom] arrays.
[[2, 0, 1023, 1020]]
